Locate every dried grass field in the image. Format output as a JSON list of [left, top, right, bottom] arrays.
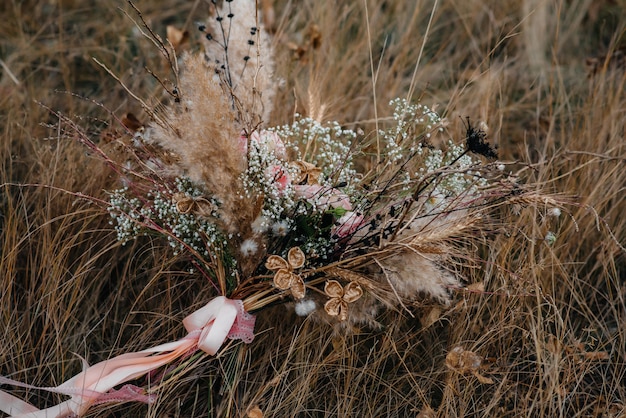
[[0, 0, 625, 417]]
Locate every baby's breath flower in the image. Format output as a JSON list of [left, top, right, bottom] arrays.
[[240, 239, 259, 257], [251, 214, 271, 234], [548, 208, 562, 218], [416, 139, 486, 197], [545, 231, 557, 245], [379, 98, 443, 163], [242, 133, 297, 222], [271, 220, 291, 236], [294, 299, 317, 316], [108, 177, 224, 260], [270, 115, 358, 192]]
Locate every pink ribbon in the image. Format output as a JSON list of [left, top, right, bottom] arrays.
[[0, 297, 255, 418]]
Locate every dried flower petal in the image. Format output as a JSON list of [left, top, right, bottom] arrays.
[[266, 255, 289, 271], [342, 282, 363, 303], [445, 346, 463, 370], [324, 297, 344, 318], [172, 194, 215, 217], [175, 200, 194, 214], [338, 306, 349, 321], [324, 280, 344, 298], [121, 112, 143, 133], [334, 211, 364, 238], [273, 269, 295, 290], [193, 197, 215, 217], [173, 194, 194, 214], [446, 346, 488, 384], [293, 184, 353, 211], [290, 277, 306, 299], [460, 350, 482, 371], [292, 160, 322, 184], [287, 247, 305, 269]]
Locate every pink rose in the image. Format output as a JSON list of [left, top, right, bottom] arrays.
[[240, 130, 287, 160], [334, 211, 364, 238], [267, 164, 291, 192]]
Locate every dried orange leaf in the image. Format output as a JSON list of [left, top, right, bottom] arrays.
[[166, 25, 188, 50], [466, 281, 485, 293], [583, 351, 609, 361], [287, 247, 305, 269], [421, 307, 442, 328], [343, 282, 363, 303], [121, 112, 143, 132], [265, 255, 289, 271], [247, 405, 264, 418], [447, 346, 485, 376], [473, 371, 494, 385]]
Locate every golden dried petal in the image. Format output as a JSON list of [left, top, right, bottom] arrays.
[[291, 161, 309, 184], [273, 269, 294, 290], [342, 282, 363, 303], [446, 346, 483, 375], [324, 280, 344, 298], [175, 197, 194, 214], [292, 160, 310, 170], [247, 405, 264, 418], [324, 297, 342, 317], [338, 302, 349, 321], [193, 197, 215, 217], [290, 276, 306, 299], [265, 255, 289, 271], [287, 247, 305, 269], [305, 166, 322, 185], [466, 281, 485, 293], [421, 307, 442, 329], [292, 160, 322, 185], [459, 350, 482, 372], [445, 346, 464, 370]]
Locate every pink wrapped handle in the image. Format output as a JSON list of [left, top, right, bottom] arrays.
[[0, 296, 255, 418]]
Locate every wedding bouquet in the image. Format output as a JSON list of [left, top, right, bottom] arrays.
[[0, 1, 567, 416]]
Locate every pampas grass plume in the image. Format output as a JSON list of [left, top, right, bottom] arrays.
[[150, 54, 253, 235], [203, 0, 276, 126]]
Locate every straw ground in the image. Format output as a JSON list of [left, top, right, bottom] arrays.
[[1, 0, 624, 416]]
